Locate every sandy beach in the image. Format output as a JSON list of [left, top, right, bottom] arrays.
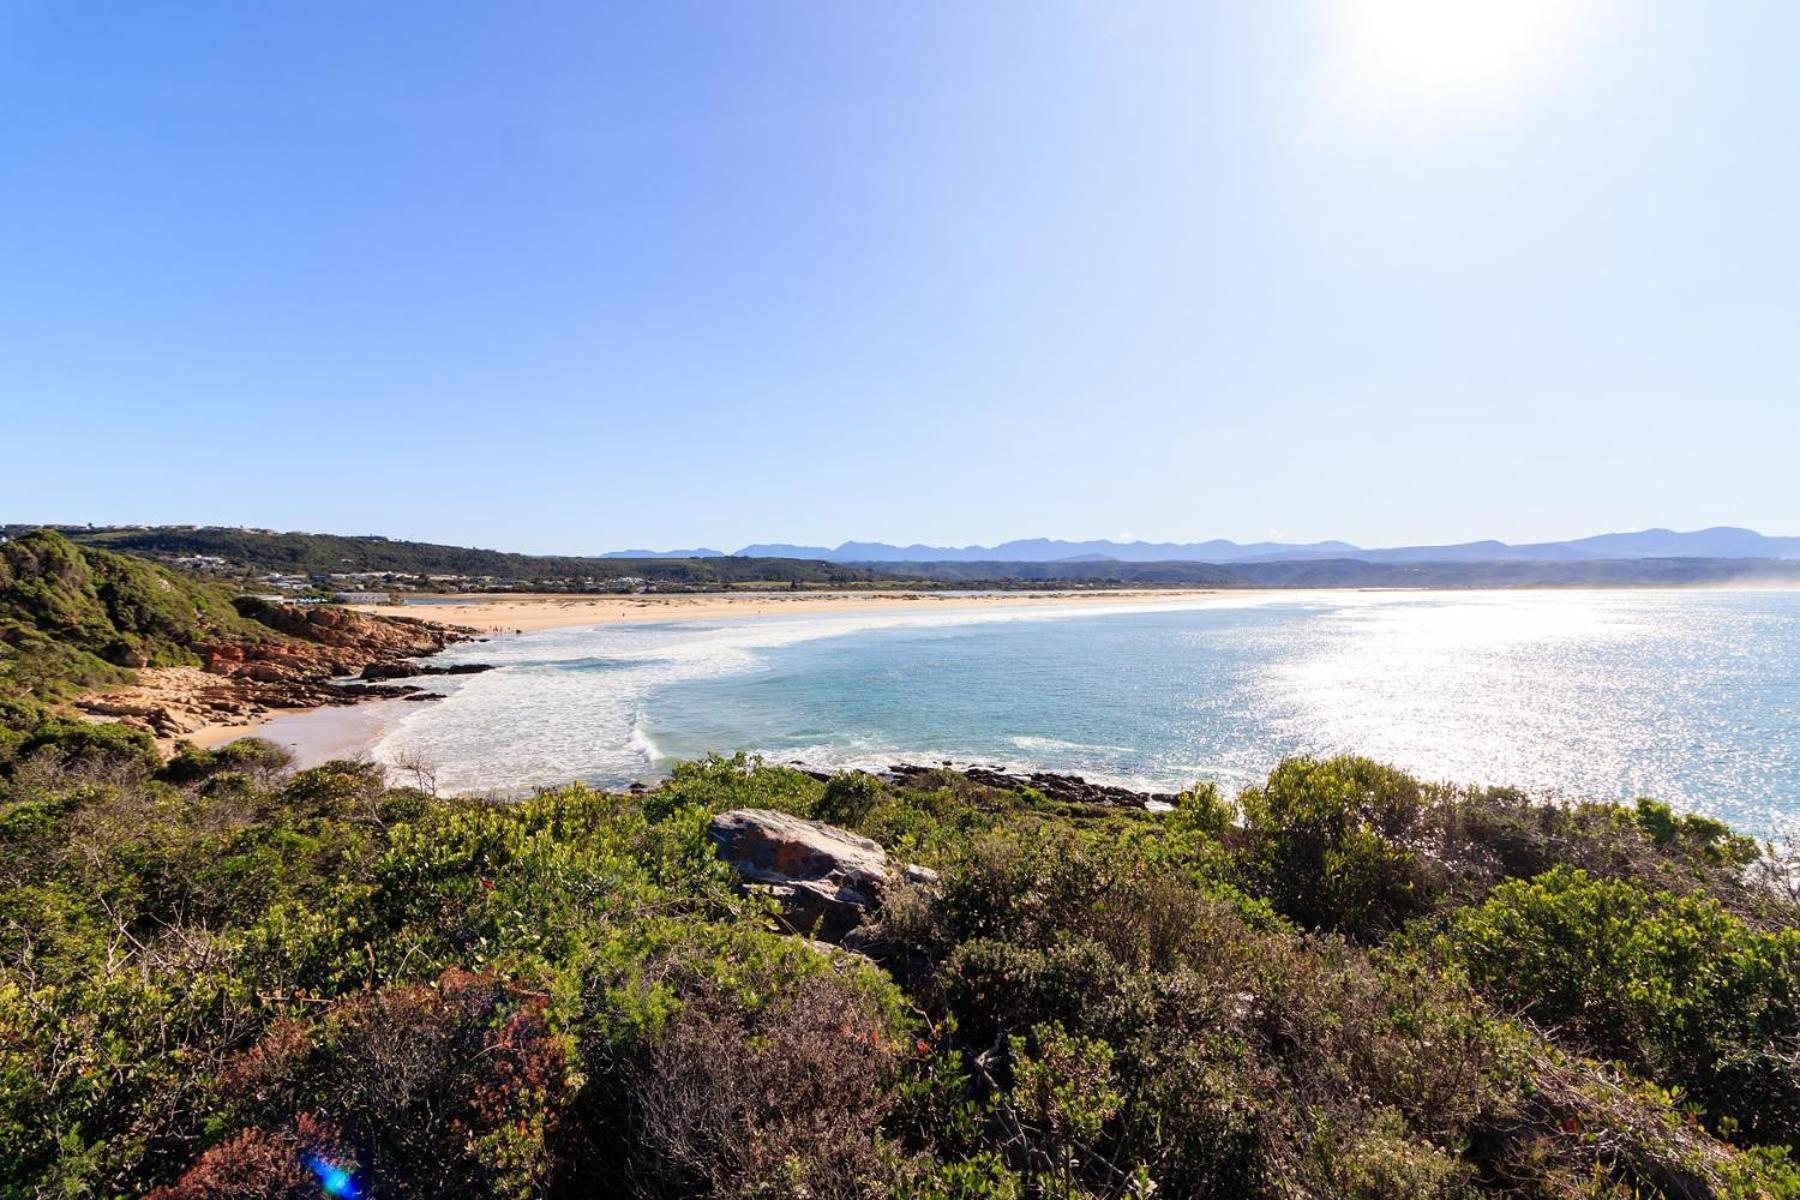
[[177, 685, 425, 752], [347, 588, 1238, 634]]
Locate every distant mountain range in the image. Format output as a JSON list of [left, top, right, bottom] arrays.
[[603, 527, 1800, 564], [12, 524, 1798, 592]]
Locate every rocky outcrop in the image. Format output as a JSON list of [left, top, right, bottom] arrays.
[[707, 808, 935, 943], [885, 762, 1179, 809], [357, 661, 421, 681], [201, 603, 468, 685], [75, 604, 482, 742], [360, 661, 494, 681], [74, 666, 429, 740]]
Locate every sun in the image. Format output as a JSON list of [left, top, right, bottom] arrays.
[[1336, 0, 1586, 105]]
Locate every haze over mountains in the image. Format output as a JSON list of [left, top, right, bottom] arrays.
[[604, 527, 1800, 564], [12, 523, 1800, 591]]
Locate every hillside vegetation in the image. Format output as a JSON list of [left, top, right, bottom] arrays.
[[0, 530, 272, 704], [0, 529, 476, 751], [3, 526, 907, 588], [2, 732, 1798, 1197]]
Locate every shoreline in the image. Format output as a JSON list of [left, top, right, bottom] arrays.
[[188, 588, 1238, 751], [183, 582, 1798, 763], [78, 608, 474, 754], [346, 581, 1800, 636], [145, 677, 450, 753], [349, 587, 1245, 634]]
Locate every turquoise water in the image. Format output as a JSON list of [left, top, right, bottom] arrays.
[[368, 590, 1800, 835]]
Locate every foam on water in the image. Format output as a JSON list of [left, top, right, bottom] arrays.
[[1010, 736, 1139, 754], [371, 596, 1258, 794], [343, 590, 1800, 835]]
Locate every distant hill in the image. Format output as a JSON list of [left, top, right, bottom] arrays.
[[598, 547, 727, 559], [1230, 556, 1800, 588], [734, 537, 1362, 563], [693, 526, 1800, 564], [861, 560, 1248, 586], [1556, 526, 1800, 559], [0, 527, 903, 588]]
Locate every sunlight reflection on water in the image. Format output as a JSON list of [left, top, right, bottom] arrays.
[[350, 589, 1800, 836]]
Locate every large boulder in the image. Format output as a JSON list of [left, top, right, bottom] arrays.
[[707, 809, 892, 942]]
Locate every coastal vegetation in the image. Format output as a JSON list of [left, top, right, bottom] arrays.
[[0, 528, 273, 704], [4, 528, 1800, 1197], [0, 526, 908, 591], [3, 747, 1799, 1195]]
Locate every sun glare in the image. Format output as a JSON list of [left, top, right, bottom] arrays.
[[1338, 0, 1586, 106]]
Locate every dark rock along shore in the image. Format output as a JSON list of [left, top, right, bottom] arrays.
[[887, 762, 1181, 807], [790, 760, 1180, 809]]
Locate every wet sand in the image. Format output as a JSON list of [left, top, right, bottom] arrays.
[[200, 696, 419, 767]]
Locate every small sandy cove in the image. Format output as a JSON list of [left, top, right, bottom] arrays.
[[347, 588, 1237, 633]]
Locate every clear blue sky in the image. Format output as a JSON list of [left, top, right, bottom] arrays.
[[3, 2, 1796, 554]]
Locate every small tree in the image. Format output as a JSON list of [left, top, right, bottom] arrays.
[[1234, 756, 1435, 937]]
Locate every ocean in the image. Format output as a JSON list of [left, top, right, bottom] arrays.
[[266, 589, 1800, 837]]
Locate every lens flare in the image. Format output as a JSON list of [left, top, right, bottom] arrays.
[[305, 1154, 359, 1198]]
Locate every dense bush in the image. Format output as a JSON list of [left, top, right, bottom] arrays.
[[626, 971, 900, 1198], [1447, 866, 1800, 1146], [817, 770, 886, 828], [3, 728, 1798, 1198], [1231, 755, 1438, 937], [0, 529, 272, 701], [159, 736, 296, 786]]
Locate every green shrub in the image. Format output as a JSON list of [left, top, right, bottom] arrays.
[[643, 752, 822, 821], [1234, 755, 1438, 937], [1333, 1109, 1474, 1199], [159, 737, 293, 787], [1633, 797, 1761, 867], [3, 742, 1797, 1198], [15, 716, 159, 773], [816, 769, 884, 828], [1447, 866, 1800, 1146]]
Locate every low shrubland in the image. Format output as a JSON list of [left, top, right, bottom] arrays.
[[2, 729, 1798, 1198]]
